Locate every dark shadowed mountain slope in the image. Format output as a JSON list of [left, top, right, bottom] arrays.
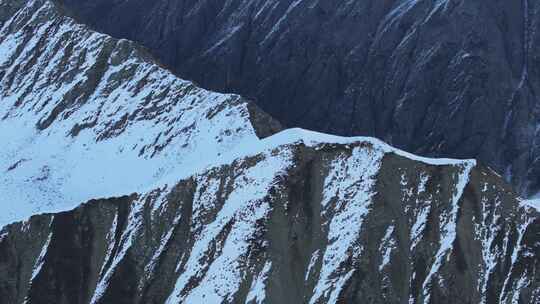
[[54, 0, 540, 197], [1, 129, 539, 304]]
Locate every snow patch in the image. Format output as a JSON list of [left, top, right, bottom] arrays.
[[305, 249, 320, 281], [379, 225, 396, 271], [30, 229, 52, 281], [422, 161, 476, 303], [90, 201, 143, 304], [166, 148, 293, 303], [310, 146, 383, 304], [245, 261, 272, 304]]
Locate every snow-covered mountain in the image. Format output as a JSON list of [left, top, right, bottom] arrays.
[[0, 0, 539, 303], [55, 0, 540, 197], [1, 129, 539, 303], [0, 0, 278, 226]]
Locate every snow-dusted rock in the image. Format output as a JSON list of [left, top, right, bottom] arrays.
[[0, 0, 278, 227], [0, 1, 538, 304], [56, 0, 540, 197], [1, 129, 538, 303]]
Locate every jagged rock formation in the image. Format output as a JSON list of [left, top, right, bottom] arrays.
[[54, 0, 540, 197], [1, 129, 539, 304], [0, 0, 279, 226], [1, 1, 539, 303]]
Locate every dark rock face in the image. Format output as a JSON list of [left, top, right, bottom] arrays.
[[1, 140, 539, 304], [54, 0, 540, 196]]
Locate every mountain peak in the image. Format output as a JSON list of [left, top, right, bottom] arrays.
[[0, 0, 280, 226]]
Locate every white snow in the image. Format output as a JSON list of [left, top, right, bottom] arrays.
[[30, 232, 52, 280], [379, 225, 396, 271], [0, 0, 260, 228], [305, 249, 320, 281], [91, 201, 143, 304], [476, 194, 503, 304], [262, 0, 304, 43], [215, 128, 475, 172], [144, 212, 183, 277], [1, 1, 536, 303], [23, 233, 52, 304], [522, 198, 540, 211], [165, 148, 293, 304], [245, 261, 272, 304], [309, 146, 384, 304], [407, 171, 433, 251], [418, 172, 429, 194], [510, 275, 529, 304], [0, 0, 477, 231], [422, 161, 476, 303], [95, 211, 118, 286], [29, 216, 54, 281], [22, 215, 54, 303], [498, 216, 534, 303]]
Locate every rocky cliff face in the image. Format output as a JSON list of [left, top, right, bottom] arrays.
[[0, 0, 279, 226], [1, 129, 539, 304], [53, 0, 540, 197], [1, 1, 539, 303]]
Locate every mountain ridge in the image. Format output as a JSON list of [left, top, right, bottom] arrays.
[[0, 1, 539, 303], [1, 133, 539, 303], [0, 0, 279, 226], [52, 0, 540, 197]]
